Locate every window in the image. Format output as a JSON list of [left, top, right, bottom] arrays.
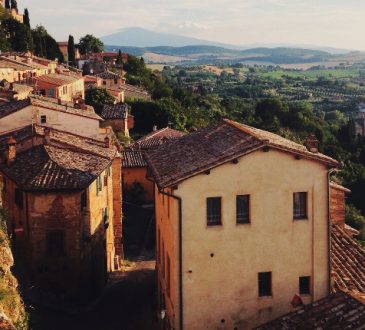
[[207, 197, 221, 226], [103, 81, 106, 85], [299, 276, 311, 295], [81, 190, 87, 211], [103, 208, 109, 228], [293, 192, 307, 220], [236, 195, 250, 224], [48, 89, 55, 97], [258, 272, 272, 297], [14, 188, 23, 208], [114, 78, 118, 84], [46, 231, 65, 257], [40, 115, 47, 124], [167, 254, 171, 297], [96, 176, 102, 195]]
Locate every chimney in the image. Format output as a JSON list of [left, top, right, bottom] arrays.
[[152, 125, 157, 132], [6, 136, 16, 166], [304, 134, 319, 153], [104, 136, 111, 148], [44, 128, 51, 144]]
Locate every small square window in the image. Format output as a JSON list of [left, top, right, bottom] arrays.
[[40, 115, 47, 124], [207, 197, 221, 226], [293, 192, 307, 220], [236, 195, 250, 224], [299, 276, 311, 295], [258, 272, 272, 297]]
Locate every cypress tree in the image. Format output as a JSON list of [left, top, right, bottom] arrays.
[[67, 35, 76, 66], [23, 8, 30, 28], [10, 0, 17, 10], [116, 49, 122, 65], [5, 0, 10, 9]]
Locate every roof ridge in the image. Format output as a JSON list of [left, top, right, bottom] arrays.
[[223, 118, 267, 142]]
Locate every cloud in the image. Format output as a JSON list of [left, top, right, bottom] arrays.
[[19, 0, 365, 50]]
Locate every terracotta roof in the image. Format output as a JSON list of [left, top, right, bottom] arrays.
[[145, 120, 339, 189], [96, 71, 120, 80], [122, 150, 146, 168], [0, 57, 34, 71], [0, 96, 101, 121], [129, 127, 185, 150], [0, 99, 31, 119], [35, 73, 81, 86], [331, 225, 365, 297], [101, 104, 129, 120], [330, 181, 352, 193], [255, 291, 365, 330], [0, 126, 117, 191]]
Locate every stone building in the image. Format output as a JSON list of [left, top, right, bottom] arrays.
[[0, 96, 103, 139], [122, 127, 184, 203], [0, 125, 123, 296], [34, 73, 85, 101], [100, 103, 134, 137], [145, 119, 340, 329]]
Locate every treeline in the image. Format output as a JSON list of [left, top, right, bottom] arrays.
[[0, 5, 64, 62]]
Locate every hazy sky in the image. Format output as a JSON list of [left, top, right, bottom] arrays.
[[19, 0, 365, 50]]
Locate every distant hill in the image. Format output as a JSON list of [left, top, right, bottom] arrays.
[[101, 27, 238, 49], [104, 44, 333, 65]]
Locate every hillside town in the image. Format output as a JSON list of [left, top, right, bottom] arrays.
[[1, 1, 365, 330]]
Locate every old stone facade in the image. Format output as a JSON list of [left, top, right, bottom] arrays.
[[0, 126, 123, 296]]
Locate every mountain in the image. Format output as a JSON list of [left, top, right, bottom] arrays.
[[101, 27, 240, 48]]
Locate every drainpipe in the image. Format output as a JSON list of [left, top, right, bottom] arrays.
[[159, 188, 183, 330], [327, 168, 337, 295]]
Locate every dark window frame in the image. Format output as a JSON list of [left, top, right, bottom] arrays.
[[207, 197, 222, 226], [236, 195, 250, 224], [258, 272, 272, 297], [293, 192, 308, 220], [40, 115, 47, 124], [299, 276, 311, 295]]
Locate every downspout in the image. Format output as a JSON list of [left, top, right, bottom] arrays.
[[159, 188, 183, 330], [327, 168, 337, 295]]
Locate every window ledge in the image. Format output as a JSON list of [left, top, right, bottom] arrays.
[[293, 218, 308, 221], [258, 296, 273, 300]]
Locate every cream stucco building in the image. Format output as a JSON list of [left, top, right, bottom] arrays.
[[145, 119, 339, 329], [0, 96, 103, 139]]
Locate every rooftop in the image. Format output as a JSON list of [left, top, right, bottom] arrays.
[[145, 119, 339, 189], [0, 96, 101, 121], [129, 127, 185, 150], [331, 224, 365, 299], [35, 73, 81, 86], [121, 150, 146, 168], [96, 71, 120, 80], [101, 103, 129, 120], [256, 291, 365, 330], [0, 126, 117, 191]]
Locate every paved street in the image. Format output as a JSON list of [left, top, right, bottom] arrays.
[[29, 260, 158, 330]]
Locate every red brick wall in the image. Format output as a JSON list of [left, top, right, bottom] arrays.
[[330, 186, 346, 226]]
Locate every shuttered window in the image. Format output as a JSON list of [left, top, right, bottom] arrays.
[[293, 192, 307, 220], [236, 195, 250, 224], [207, 197, 221, 226]]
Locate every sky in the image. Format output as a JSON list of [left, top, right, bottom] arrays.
[[19, 0, 365, 50]]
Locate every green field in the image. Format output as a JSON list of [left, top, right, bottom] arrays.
[[259, 68, 360, 80]]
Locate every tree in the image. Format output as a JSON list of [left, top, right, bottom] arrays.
[[78, 34, 103, 55], [67, 35, 76, 66], [5, 0, 10, 9], [85, 88, 114, 114], [32, 25, 64, 62], [1, 18, 33, 52], [23, 8, 30, 28], [10, 0, 17, 10], [116, 49, 123, 65]]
